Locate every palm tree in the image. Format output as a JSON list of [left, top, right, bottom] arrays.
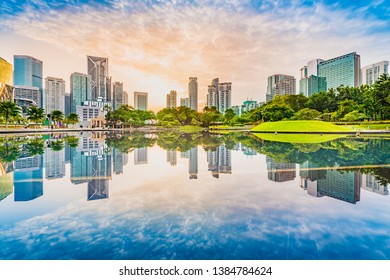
[[65, 113, 79, 127], [50, 110, 64, 127], [26, 107, 45, 128], [0, 101, 21, 129]]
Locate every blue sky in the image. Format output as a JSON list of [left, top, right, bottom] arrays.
[[1, 0, 389, 109]]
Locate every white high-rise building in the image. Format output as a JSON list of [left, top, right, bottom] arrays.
[[188, 77, 198, 111], [218, 82, 232, 114], [166, 90, 177, 108], [266, 74, 296, 102], [44, 77, 65, 114], [362, 61, 389, 85], [134, 91, 148, 111]]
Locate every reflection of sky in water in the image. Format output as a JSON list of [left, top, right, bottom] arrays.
[[0, 142, 389, 260]]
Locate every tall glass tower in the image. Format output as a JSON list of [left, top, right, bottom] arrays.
[[318, 52, 361, 90], [188, 77, 198, 111], [87, 56, 111, 102], [70, 72, 92, 113], [13, 55, 43, 107]]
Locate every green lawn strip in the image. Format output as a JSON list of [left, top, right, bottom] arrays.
[[251, 120, 354, 133], [179, 125, 205, 133], [253, 133, 347, 143]]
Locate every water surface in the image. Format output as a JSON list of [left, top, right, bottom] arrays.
[[0, 132, 389, 260]]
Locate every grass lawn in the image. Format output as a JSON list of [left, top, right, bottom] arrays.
[[253, 133, 346, 143], [179, 125, 205, 133], [251, 120, 354, 133]]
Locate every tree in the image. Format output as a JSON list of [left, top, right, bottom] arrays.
[[50, 110, 64, 127], [0, 101, 21, 129], [65, 113, 79, 127], [200, 106, 223, 127], [26, 107, 45, 128], [223, 108, 236, 124], [261, 103, 294, 122], [292, 108, 321, 120]]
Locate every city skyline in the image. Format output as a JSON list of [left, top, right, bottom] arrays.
[[1, 1, 390, 111]]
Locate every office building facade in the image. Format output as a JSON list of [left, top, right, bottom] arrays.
[[70, 72, 92, 113], [134, 91, 148, 111], [166, 90, 177, 108], [362, 61, 389, 85], [13, 55, 43, 107], [299, 65, 327, 97], [14, 85, 40, 113], [317, 52, 361, 90], [266, 74, 296, 102], [44, 76, 65, 114], [188, 77, 198, 111], [113, 81, 124, 110], [87, 56, 111, 102]]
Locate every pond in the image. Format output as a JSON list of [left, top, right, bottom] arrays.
[[0, 132, 389, 260]]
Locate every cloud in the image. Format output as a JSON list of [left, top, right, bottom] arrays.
[[1, 0, 389, 107]]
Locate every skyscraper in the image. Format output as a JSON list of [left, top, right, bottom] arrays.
[[0, 57, 13, 102], [13, 55, 43, 107], [188, 77, 198, 111], [299, 66, 326, 97], [207, 78, 232, 114], [218, 82, 232, 114], [113, 81, 124, 110], [207, 78, 219, 109], [44, 76, 65, 114], [166, 90, 177, 108], [134, 91, 148, 110], [266, 74, 296, 102], [87, 56, 111, 102], [70, 72, 92, 113], [362, 61, 389, 85], [317, 52, 361, 90]]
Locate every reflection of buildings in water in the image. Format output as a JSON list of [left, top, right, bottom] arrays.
[[166, 150, 177, 166], [65, 144, 71, 164], [0, 162, 14, 202], [134, 147, 148, 165], [69, 135, 112, 200], [45, 147, 65, 179], [299, 161, 326, 197], [361, 173, 389, 195], [207, 144, 232, 178], [181, 151, 189, 159], [113, 148, 129, 174], [13, 155, 43, 201], [189, 147, 198, 179], [299, 162, 362, 203], [88, 179, 109, 201], [317, 170, 361, 204], [266, 156, 296, 182]]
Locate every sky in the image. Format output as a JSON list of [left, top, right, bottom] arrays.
[[1, 0, 390, 111]]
